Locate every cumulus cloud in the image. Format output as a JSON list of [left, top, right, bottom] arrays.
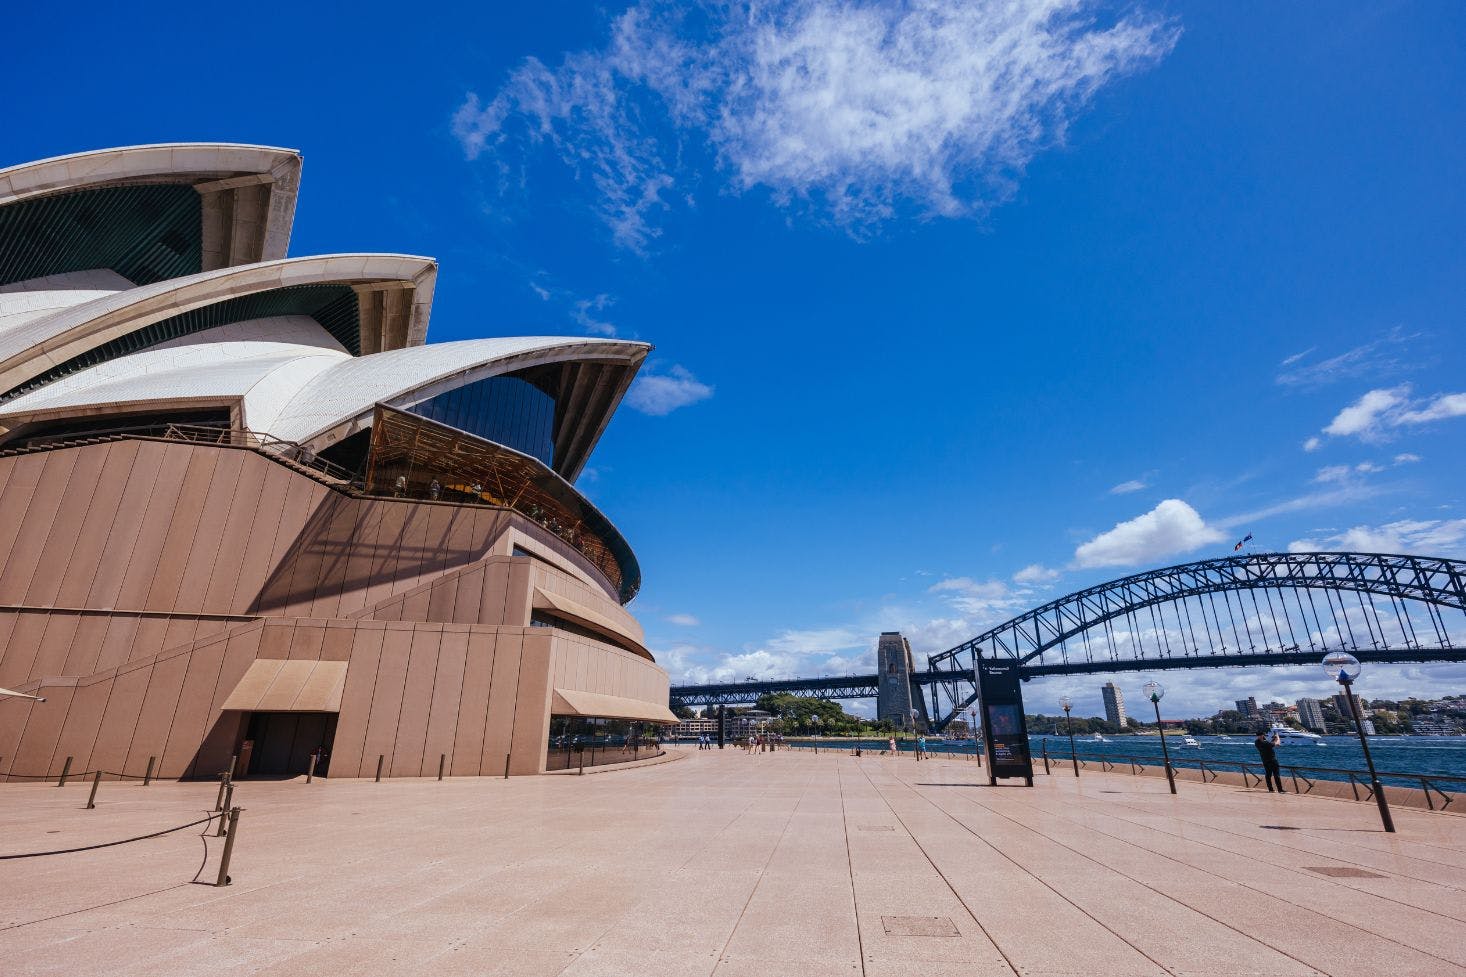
[[571, 294, 618, 336], [1073, 499, 1225, 569], [1302, 436, 1322, 452], [927, 577, 1030, 618], [452, 0, 1178, 247], [666, 613, 700, 626], [625, 364, 714, 415], [1289, 519, 1466, 556], [1310, 384, 1466, 446], [1013, 563, 1061, 585], [1109, 478, 1148, 495]]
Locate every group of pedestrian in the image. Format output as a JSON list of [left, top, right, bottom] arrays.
[[696, 734, 716, 750], [744, 732, 781, 753]]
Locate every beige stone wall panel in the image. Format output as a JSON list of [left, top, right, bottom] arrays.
[[324, 625, 386, 778], [160, 629, 240, 776], [420, 628, 469, 775], [451, 630, 498, 776], [389, 628, 444, 777], [509, 632, 554, 775], [142, 448, 219, 611], [359, 626, 413, 776], [7, 684, 77, 778], [480, 631, 525, 776], [173, 449, 246, 614], [55, 442, 141, 607], [86, 661, 154, 776], [27, 612, 81, 683], [88, 615, 142, 674], [288, 620, 326, 661], [112, 445, 191, 610], [20, 446, 109, 607], [0, 612, 52, 690], [123, 650, 191, 777], [0, 452, 74, 603]]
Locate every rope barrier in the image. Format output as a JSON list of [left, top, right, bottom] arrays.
[[0, 812, 221, 860], [3, 768, 157, 781]]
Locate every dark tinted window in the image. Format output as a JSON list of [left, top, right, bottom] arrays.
[[406, 370, 557, 465]]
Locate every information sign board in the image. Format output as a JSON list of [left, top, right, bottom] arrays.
[[976, 658, 1034, 786]]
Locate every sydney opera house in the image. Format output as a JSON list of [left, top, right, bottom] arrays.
[[0, 143, 675, 780]]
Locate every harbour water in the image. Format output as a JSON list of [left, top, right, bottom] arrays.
[[774, 734, 1466, 788]]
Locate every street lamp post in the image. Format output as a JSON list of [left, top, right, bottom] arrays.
[[1324, 651, 1395, 833], [911, 709, 922, 760], [1144, 681, 1177, 795], [1059, 696, 1079, 778], [969, 708, 981, 767]]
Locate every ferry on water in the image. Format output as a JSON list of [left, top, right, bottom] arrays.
[[1269, 722, 1326, 745], [1182, 735, 1201, 747]]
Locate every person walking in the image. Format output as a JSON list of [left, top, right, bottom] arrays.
[[916, 734, 927, 760], [887, 735, 898, 756], [1254, 729, 1285, 793]]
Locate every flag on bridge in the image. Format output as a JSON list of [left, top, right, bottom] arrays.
[[1233, 533, 1254, 552]]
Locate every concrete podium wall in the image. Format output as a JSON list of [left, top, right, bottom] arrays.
[[0, 439, 667, 780]]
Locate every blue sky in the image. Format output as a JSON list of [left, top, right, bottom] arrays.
[[7, 1, 1466, 717]]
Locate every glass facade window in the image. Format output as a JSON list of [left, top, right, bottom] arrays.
[[407, 370, 557, 466], [544, 716, 664, 771]]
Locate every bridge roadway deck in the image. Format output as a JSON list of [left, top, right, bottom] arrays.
[[3, 751, 1465, 976]]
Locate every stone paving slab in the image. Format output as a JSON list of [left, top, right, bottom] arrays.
[[2, 749, 1464, 976]]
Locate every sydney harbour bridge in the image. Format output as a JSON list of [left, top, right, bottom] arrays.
[[669, 552, 1466, 732]]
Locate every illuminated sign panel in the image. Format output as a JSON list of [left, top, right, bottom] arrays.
[[977, 659, 1033, 786]]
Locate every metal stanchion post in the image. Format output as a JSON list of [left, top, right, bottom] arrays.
[[143, 756, 155, 786], [217, 782, 234, 836], [1042, 739, 1050, 775], [86, 770, 102, 809], [578, 749, 585, 776], [503, 753, 511, 779], [57, 756, 73, 787], [438, 754, 446, 781], [375, 755, 384, 782], [215, 771, 231, 811], [306, 753, 317, 784], [229, 754, 238, 779], [214, 807, 241, 887]]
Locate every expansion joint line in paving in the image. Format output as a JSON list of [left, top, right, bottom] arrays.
[[835, 763, 868, 977], [852, 758, 1025, 977], [707, 760, 820, 977], [894, 767, 1378, 977], [1089, 784, 1466, 894]]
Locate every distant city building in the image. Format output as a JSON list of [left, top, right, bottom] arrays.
[[673, 717, 719, 738], [1332, 693, 1366, 717], [1412, 714, 1463, 736], [1102, 682, 1128, 728], [1296, 698, 1326, 732], [1235, 697, 1259, 718]]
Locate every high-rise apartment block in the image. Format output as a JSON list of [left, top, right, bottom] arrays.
[[1102, 682, 1127, 728]]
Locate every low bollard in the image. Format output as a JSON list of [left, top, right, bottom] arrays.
[[143, 756, 156, 786], [217, 782, 234, 836], [438, 754, 446, 781], [229, 754, 238, 779], [86, 770, 102, 809], [503, 753, 511, 780], [215, 807, 241, 887], [306, 754, 317, 784], [57, 756, 73, 787], [375, 755, 384, 782], [214, 771, 231, 811], [1042, 740, 1051, 775], [578, 749, 585, 776]]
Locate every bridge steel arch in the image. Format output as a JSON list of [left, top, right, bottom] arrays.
[[923, 552, 1466, 731]]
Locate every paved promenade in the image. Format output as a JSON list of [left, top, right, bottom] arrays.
[[3, 749, 1465, 976]]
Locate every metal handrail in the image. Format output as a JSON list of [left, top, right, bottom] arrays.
[[1055, 748, 1462, 810]]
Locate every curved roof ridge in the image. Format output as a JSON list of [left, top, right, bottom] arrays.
[[0, 254, 438, 397], [0, 143, 301, 205]]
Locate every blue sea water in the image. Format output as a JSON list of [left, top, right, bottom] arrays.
[[778, 735, 1466, 789]]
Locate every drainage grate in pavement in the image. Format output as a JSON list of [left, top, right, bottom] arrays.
[[882, 916, 960, 937], [1304, 866, 1387, 878], [1260, 825, 1301, 830], [857, 825, 895, 831]]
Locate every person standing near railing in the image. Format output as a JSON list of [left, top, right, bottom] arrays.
[[1254, 729, 1285, 793]]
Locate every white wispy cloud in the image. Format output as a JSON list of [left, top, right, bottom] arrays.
[[625, 364, 714, 415], [666, 613, 700, 627], [1274, 328, 1420, 389], [928, 577, 1030, 618], [1289, 519, 1466, 556], [571, 294, 618, 336], [1073, 499, 1225, 569], [1109, 478, 1148, 495], [452, 0, 1178, 247], [1394, 452, 1422, 464]]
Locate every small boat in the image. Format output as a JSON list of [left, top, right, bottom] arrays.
[[1182, 735, 1200, 747], [1091, 733, 1108, 743], [1269, 722, 1325, 745], [1218, 734, 1233, 742]]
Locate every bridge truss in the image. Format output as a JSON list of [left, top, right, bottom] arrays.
[[923, 552, 1466, 730], [669, 553, 1466, 728]]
